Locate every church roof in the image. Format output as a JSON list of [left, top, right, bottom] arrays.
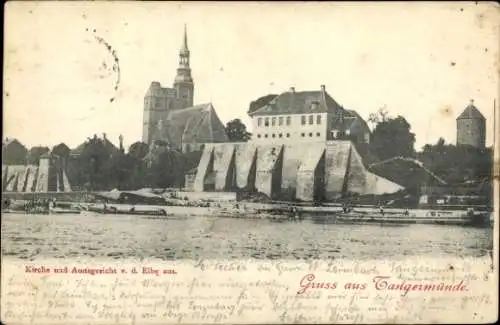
[[152, 103, 229, 148], [457, 101, 485, 120], [248, 86, 343, 116]]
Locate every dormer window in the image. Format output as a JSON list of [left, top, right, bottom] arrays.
[[331, 130, 339, 139], [311, 101, 319, 110]]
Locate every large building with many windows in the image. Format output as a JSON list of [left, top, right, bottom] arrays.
[[248, 85, 370, 147], [186, 86, 403, 201]]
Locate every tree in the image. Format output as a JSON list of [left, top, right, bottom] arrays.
[[367, 105, 389, 130], [52, 143, 70, 159], [370, 115, 416, 161], [128, 141, 149, 160], [2, 139, 27, 165], [72, 136, 115, 190], [27, 146, 50, 165], [247, 94, 278, 114], [225, 119, 252, 142], [418, 141, 493, 186], [147, 146, 185, 188]]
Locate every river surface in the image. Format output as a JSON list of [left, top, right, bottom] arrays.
[[1, 212, 494, 261]]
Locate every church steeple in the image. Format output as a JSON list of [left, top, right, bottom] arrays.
[[181, 24, 189, 54], [174, 24, 194, 108]]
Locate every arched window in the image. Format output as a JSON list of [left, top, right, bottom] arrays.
[[286, 116, 292, 125], [308, 115, 314, 125], [257, 118, 262, 127], [264, 118, 269, 127], [271, 117, 276, 126], [316, 115, 321, 124]]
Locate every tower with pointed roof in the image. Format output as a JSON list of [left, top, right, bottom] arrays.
[[456, 99, 486, 149], [142, 25, 195, 145], [174, 24, 194, 108]]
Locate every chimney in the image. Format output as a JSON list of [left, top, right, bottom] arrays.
[[320, 85, 326, 92], [102, 132, 107, 140], [119, 134, 124, 151], [290, 87, 295, 93]]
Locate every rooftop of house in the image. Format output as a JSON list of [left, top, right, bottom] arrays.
[[2, 137, 25, 149], [457, 100, 486, 120], [249, 85, 343, 116]]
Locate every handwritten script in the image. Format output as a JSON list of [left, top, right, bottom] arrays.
[[1, 258, 496, 324]]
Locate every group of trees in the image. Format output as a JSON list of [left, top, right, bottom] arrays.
[[65, 137, 199, 191], [366, 107, 493, 193]]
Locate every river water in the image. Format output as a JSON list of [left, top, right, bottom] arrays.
[[1, 212, 493, 261]]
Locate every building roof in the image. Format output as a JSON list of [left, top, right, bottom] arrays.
[[248, 86, 343, 116], [457, 100, 485, 120], [2, 138, 25, 149], [152, 103, 229, 148]]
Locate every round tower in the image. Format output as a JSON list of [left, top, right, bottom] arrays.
[[456, 99, 486, 149]]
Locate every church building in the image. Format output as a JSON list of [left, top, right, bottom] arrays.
[[142, 26, 228, 152]]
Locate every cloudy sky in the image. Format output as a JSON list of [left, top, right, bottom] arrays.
[[4, 2, 499, 150]]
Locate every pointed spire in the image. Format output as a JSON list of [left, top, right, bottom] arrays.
[[181, 24, 189, 52]]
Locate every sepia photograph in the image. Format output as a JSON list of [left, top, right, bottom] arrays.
[[1, 1, 498, 324]]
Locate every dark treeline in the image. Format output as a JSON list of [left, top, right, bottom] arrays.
[[365, 107, 493, 199], [65, 138, 202, 191], [2, 105, 493, 195]]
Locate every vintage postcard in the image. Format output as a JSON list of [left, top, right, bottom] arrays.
[[2, 1, 499, 324]]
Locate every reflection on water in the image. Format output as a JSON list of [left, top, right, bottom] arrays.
[[1, 212, 493, 261]]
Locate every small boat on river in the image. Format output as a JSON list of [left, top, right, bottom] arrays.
[[310, 208, 491, 228], [86, 204, 168, 216]]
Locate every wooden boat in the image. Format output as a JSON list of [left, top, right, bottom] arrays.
[[311, 209, 491, 228], [2, 208, 81, 215], [50, 207, 82, 214], [87, 205, 168, 216]]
